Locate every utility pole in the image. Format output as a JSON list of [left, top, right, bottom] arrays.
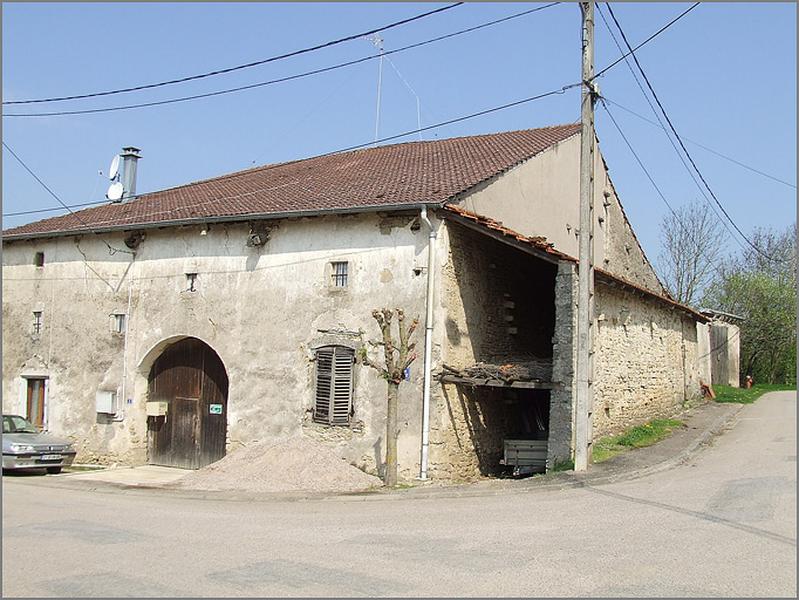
[[574, 0, 596, 472]]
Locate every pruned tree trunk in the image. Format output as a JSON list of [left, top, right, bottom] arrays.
[[360, 308, 418, 488], [385, 381, 399, 487]]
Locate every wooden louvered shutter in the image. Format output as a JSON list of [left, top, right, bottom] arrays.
[[314, 346, 354, 425], [331, 347, 354, 425]]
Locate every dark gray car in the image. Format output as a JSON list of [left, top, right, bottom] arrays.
[[2, 415, 76, 474]]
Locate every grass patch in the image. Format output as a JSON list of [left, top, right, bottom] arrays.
[[551, 459, 575, 472], [713, 384, 795, 404], [592, 418, 684, 464]]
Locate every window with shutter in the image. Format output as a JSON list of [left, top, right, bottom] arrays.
[[313, 345, 354, 425]]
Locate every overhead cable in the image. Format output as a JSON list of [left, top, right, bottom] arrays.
[[603, 2, 783, 264], [3, 3, 464, 106], [592, 3, 699, 80], [595, 3, 746, 254], [4, 82, 580, 223], [598, 100, 727, 281], [2, 141, 131, 256], [601, 97, 796, 190], [4, 3, 561, 118]]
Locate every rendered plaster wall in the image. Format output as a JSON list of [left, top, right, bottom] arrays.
[[427, 223, 559, 479], [591, 282, 701, 439], [456, 134, 666, 296], [2, 212, 433, 478], [695, 322, 712, 389]]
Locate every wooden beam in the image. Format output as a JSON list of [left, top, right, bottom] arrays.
[[440, 375, 559, 390]]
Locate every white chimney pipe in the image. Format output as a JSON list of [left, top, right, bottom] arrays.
[[120, 147, 141, 201]]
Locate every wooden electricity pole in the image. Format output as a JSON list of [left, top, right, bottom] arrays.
[[574, 0, 596, 472]]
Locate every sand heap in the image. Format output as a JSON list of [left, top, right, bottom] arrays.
[[174, 435, 381, 494]]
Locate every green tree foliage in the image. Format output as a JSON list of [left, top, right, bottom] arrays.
[[702, 224, 796, 384]]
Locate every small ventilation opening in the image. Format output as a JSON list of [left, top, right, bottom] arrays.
[[34, 252, 45, 267]]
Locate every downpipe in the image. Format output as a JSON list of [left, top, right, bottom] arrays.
[[419, 206, 437, 480]]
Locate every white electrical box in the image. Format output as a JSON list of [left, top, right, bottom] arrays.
[[95, 391, 118, 414], [146, 401, 168, 417]]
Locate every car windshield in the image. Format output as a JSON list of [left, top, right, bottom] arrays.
[[3, 416, 39, 434]]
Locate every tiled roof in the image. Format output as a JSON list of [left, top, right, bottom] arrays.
[[3, 124, 580, 239], [443, 204, 575, 262], [443, 205, 708, 323]]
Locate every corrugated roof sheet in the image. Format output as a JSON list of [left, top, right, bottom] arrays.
[[3, 124, 580, 239]]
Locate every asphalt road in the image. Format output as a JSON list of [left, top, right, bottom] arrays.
[[3, 392, 795, 597]]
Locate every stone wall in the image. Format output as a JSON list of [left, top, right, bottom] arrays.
[[428, 223, 560, 478], [2, 212, 432, 476], [456, 135, 667, 297], [591, 281, 701, 439], [598, 165, 668, 295], [436, 223, 557, 366]]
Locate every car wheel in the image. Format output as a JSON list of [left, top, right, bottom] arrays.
[[46, 467, 62, 475]]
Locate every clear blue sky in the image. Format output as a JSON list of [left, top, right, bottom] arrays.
[[3, 2, 796, 269]]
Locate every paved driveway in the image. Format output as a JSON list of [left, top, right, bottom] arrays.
[[3, 391, 795, 597]]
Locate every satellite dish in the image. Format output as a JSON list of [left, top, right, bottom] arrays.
[[108, 155, 120, 180], [106, 181, 124, 201]]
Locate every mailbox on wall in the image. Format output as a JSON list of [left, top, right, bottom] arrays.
[[146, 401, 168, 417], [95, 390, 118, 414]]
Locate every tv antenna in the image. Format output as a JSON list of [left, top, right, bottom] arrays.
[[366, 33, 384, 143]]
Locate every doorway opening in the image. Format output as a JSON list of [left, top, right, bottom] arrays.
[[146, 337, 229, 469], [25, 378, 47, 429]]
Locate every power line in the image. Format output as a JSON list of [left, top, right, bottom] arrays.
[[5, 3, 561, 119], [592, 3, 699, 80], [3, 3, 464, 106], [603, 2, 783, 265], [595, 3, 746, 255], [2, 141, 131, 256], [598, 6, 750, 260], [4, 199, 107, 218], [598, 99, 727, 282], [601, 97, 796, 190], [4, 82, 580, 227]]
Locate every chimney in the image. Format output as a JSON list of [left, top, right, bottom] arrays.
[[120, 146, 141, 201]]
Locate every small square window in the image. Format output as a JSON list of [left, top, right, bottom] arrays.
[[331, 262, 348, 288], [186, 273, 198, 292], [32, 311, 43, 335], [34, 252, 45, 267], [111, 313, 127, 334]]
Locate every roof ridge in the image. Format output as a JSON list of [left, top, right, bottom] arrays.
[[4, 123, 582, 238], [132, 123, 581, 200]]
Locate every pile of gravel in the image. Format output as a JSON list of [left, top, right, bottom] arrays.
[[174, 435, 382, 494]]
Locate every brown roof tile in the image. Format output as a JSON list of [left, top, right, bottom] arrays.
[[3, 124, 580, 239]]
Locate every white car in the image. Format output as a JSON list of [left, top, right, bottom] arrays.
[[2, 415, 76, 474]]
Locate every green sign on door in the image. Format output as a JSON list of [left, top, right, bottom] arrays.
[[209, 404, 223, 415]]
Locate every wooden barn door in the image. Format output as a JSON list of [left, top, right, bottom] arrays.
[[147, 338, 228, 469]]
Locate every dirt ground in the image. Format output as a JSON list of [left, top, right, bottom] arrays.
[[174, 434, 382, 493]]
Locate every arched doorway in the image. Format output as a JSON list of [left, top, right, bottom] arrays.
[[146, 337, 228, 469]]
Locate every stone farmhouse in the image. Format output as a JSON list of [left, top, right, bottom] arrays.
[[2, 124, 715, 480]]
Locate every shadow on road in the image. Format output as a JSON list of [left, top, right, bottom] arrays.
[[578, 482, 796, 547]]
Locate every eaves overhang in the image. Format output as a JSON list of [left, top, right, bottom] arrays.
[[1, 201, 447, 243]]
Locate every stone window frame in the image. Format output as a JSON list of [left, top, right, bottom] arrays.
[[329, 261, 349, 288], [312, 345, 355, 426], [110, 313, 127, 335], [32, 311, 43, 336]]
